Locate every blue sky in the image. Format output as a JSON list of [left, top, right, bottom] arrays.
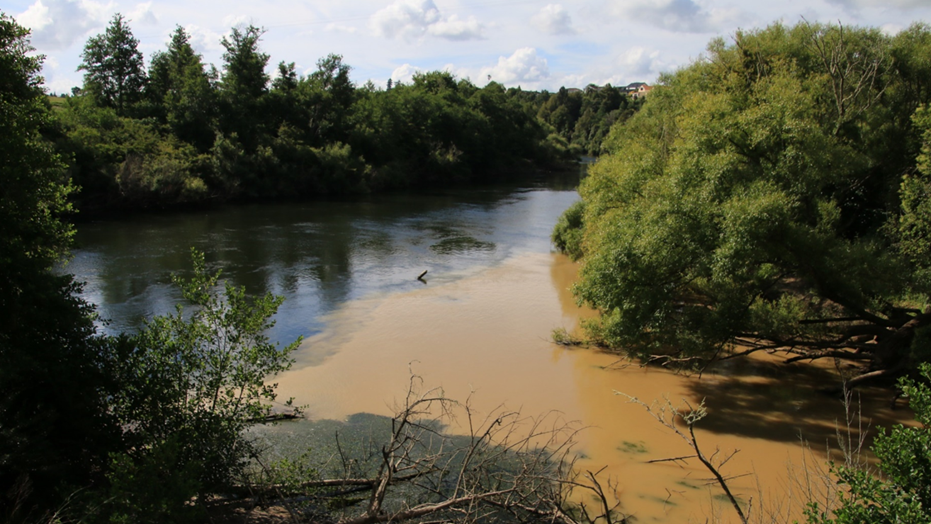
[[7, 0, 931, 95]]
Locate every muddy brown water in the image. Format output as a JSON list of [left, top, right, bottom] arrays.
[[275, 252, 910, 523], [66, 181, 910, 522]]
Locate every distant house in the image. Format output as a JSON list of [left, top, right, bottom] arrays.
[[623, 82, 653, 99]]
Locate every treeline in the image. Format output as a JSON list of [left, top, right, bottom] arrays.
[[48, 15, 642, 213], [534, 84, 644, 156]]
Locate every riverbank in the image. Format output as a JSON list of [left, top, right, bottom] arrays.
[[68, 160, 585, 221]]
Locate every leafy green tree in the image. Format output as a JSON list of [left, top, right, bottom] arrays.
[[218, 24, 269, 153], [111, 249, 300, 494], [147, 26, 217, 152], [537, 86, 582, 141], [806, 364, 931, 523], [211, 25, 273, 196], [307, 54, 354, 143], [0, 16, 72, 265], [467, 80, 547, 172], [558, 22, 931, 384], [220, 25, 269, 102], [0, 12, 121, 520], [271, 60, 298, 92], [269, 54, 355, 150], [78, 13, 147, 115], [552, 200, 585, 260], [896, 104, 931, 289], [571, 84, 634, 155]]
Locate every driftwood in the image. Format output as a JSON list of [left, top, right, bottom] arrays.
[[416, 270, 428, 281], [250, 411, 301, 423]]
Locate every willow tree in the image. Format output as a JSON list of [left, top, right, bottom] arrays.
[[559, 22, 931, 386]]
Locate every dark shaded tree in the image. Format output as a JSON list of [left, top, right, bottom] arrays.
[[147, 26, 216, 152], [306, 53, 354, 145], [0, 12, 120, 520], [218, 24, 269, 153]]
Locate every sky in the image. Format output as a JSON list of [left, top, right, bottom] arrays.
[[6, 0, 931, 95]]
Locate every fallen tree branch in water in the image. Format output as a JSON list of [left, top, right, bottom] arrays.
[[646, 454, 697, 464]]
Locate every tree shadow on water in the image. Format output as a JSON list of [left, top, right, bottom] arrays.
[[683, 356, 910, 456]]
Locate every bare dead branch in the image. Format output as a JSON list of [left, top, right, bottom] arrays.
[[646, 455, 697, 464], [618, 393, 749, 524]]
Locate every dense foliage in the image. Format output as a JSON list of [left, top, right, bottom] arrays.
[[535, 84, 644, 156], [555, 22, 931, 386], [48, 16, 648, 213]]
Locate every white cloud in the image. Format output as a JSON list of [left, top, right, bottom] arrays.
[[184, 24, 225, 53], [608, 0, 738, 33], [531, 4, 575, 35], [371, 0, 485, 42], [222, 14, 249, 28], [557, 73, 587, 88], [390, 63, 422, 84], [616, 46, 668, 78], [560, 45, 671, 88], [17, 1, 51, 29], [45, 74, 82, 95], [371, 0, 440, 40], [427, 14, 485, 40], [881, 23, 906, 35], [17, 0, 110, 51], [128, 2, 157, 25], [481, 48, 549, 85]]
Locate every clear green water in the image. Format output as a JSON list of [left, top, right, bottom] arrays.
[[65, 176, 580, 345]]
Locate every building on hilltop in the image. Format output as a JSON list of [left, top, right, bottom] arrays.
[[623, 82, 653, 99]]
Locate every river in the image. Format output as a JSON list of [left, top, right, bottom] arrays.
[[67, 177, 909, 522]]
